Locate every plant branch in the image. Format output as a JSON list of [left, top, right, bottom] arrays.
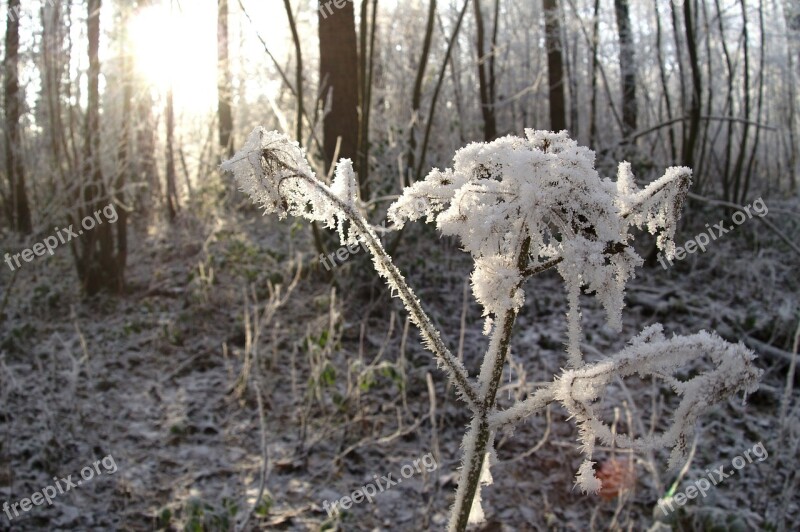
[[278, 164, 481, 410], [449, 237, 531, 532]]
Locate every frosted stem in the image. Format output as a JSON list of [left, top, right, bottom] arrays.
[[449, 237, 531, 532], [281, 164, 481, 410]]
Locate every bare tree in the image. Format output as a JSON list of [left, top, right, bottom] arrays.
[[669, 1, 687, 159], [730, 0, 750, 202], [283, 0, 303, 145], [682, 0, 702, 169], [318, 0, 360, 185], [473, 0, 499, 141], [4, 0, 32, 234], [357, 0, 379, 185], [406, 0, 438, 185], [783, 0, 798, 190], [588, 0, 600, 145], [72, 0, 126, 295], [218, 0, 234, 159], [654, 1, 676, 160], [614, 0, 637, 139], [165, 87, 178, 221], [543, 0, 566, 132]]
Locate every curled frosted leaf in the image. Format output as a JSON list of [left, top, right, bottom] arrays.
[[618, 165, 692, 259], [330, 158, 359, 243], [472, 256, 524, 317], [575, 460, 602, 495], [554, 326, 761, 482], [331, 158, 358, 206], [221, 128, 333, 225]]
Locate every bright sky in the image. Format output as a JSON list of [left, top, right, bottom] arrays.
[[129, 0, 290, 114]]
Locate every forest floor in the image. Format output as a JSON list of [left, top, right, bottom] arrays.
[[0, 197, 798, 531]]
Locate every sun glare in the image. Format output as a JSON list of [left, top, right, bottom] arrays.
[[129, 2, 218, 113]]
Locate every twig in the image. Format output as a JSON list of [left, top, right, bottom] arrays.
[[236, 382, 271, 532], [235, 0, 322, 154], [715, 322, 795, 365], [501, 404, 552, 464], [0, 268, 19, 322], [628, 115, 777, 143], [660, 435, 698, 502], [778, 319, 800, 440], [686, 192, 800, 257], [277, 163, 482, 409]]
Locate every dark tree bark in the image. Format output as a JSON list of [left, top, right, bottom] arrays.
[[731, 0, 751, 202], [165, 87, 178, 221], [543, 0, 566, 132], [694, 0, 714, 191], [113, 2, 130, 286], [318, 0, 360, 184], [73, 0, 126, 295], [218, 0, 234, 159], [4, 0, 32, 233], [669, 0, 688, 160], [683, 2, 703, 168], [135, 97, 161, 215], [682, 0, 702, 169], [614, 0, 637, 138], [357, 0, 378, 184], [473, 0, 498, 141]]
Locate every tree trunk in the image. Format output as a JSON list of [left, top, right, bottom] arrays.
[[218, 0, 234, 159], [714, 0, 735, 200], [42, 0, 73, 191], [669, 1, 687, 160], [655, 0, 676, 161], [731, 0, 750, 202], [318, 0, 360, 184], [114, 3, 130, 283], [406, 0, 437, 185], [682, 0, 702, 169], [614, 0, 637, 139], [135, 97, 161, 216], [742, 0, 766, 202], [283, 0, 303, 147], [473, 0, 498, 141], [357, 0, 378, 184], [74, 0, 126, 295], [588, 0, 600, 145], [165, 87, 178, 221], [783, 0, 798, 190], [4, 0, 32, 234], [543, 0, 566, 132]]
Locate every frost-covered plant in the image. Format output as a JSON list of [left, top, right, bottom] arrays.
[[223, 128, 761, 531]]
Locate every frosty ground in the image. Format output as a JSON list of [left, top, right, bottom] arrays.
[[0, 196, 798, 531]]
